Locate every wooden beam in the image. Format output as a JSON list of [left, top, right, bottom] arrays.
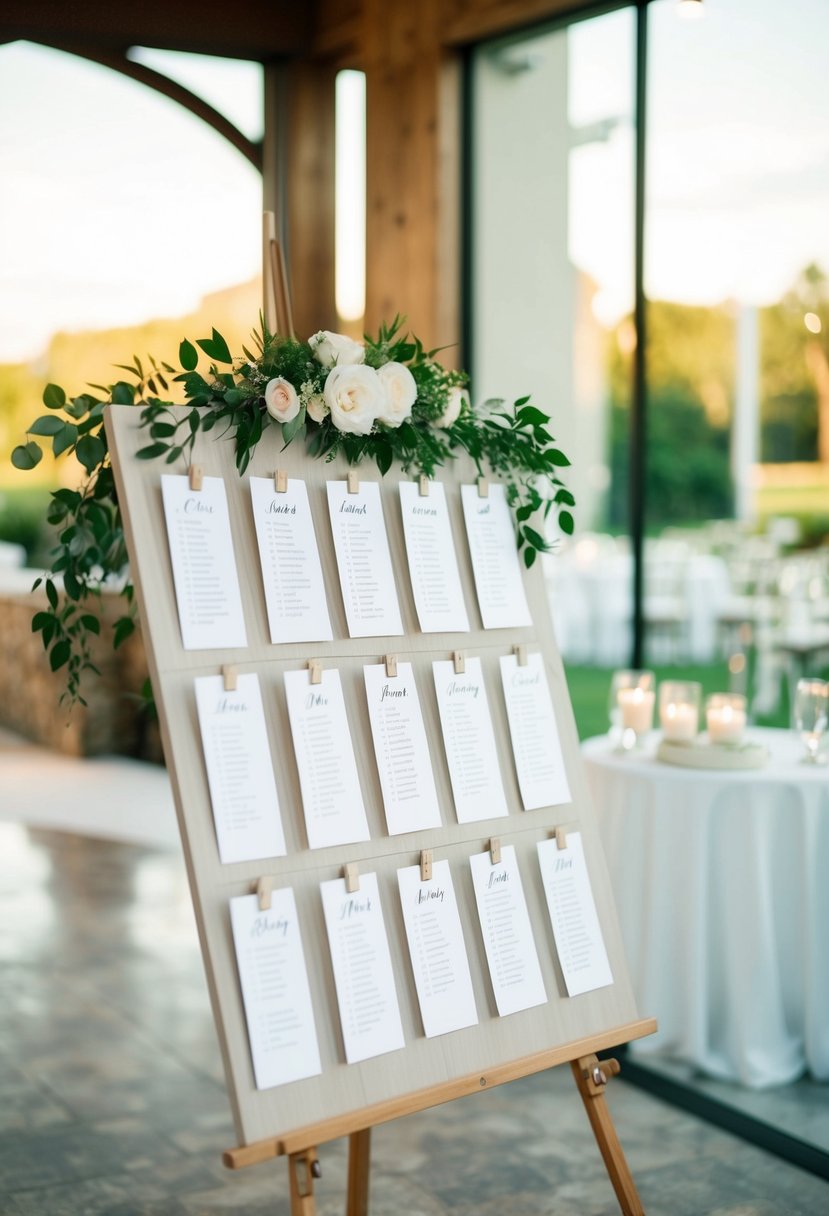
[[362, 0, 462, 352], [445, 0, 607, 46], [37, 42, 261, 170], [0, 0, 313, 59], [285, 60, 338, 339]]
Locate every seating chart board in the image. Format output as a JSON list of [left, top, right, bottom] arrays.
[[105, 404, 650, 1152]]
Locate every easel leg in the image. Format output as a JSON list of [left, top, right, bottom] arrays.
[[346, 1128, 371, 1216], [288, 1146, 320, 1216], [571, 1055, 645, 1216]]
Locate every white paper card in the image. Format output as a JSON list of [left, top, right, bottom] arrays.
[[469, 845, 547, 1017], [195, 673, 286, 864], [397, 860, 478, 1037], [499, 652, 572, 811], [399, 481, 469, 633], [284, 667, 370, 850], [326, 480, 404, 638], [432, 657, 509, 823], [537, 832, 613, 997], [161, 474, 247, 649], [460, 483, 532, 630], [230, 890, 322, 1090], [320, 872, 405, 1063], [363, 662, 442, 835], [249, 476, 333, 644]]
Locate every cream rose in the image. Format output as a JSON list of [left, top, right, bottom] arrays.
[[264, 377, 300, 424], [376, 361, 417, 427], [436, 385, 468, 428], [306, 393, 328, 423], [323, 364, 385, 435], [309, 330, 365, 369]]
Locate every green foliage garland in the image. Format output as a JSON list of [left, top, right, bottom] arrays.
[[12, 318, 574, 706]]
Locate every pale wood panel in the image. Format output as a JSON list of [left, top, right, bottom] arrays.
[[105, 404, 642, 1148]]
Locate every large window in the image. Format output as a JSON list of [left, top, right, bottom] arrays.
[[470, 0, 829, 1171], [470, 10, 636, 674]]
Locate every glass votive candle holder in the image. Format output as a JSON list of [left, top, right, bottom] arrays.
[[609, 670, 655, 749], [705, 693, 747, 745], [659, 681, 701, 743]]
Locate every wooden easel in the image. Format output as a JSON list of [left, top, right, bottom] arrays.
[[223, 1038, 648, 1216], [105, 214, 655, 1216], [243, 215, 651, 1215]]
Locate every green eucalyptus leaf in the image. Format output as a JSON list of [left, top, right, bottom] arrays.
[[113, 617, 135, 649], [523, 546, 538, 569], [75, 434, 105, 473], [281, 409, 305, 445], [53, 423, 78, 456], [50, 639, 71, 672], [29, 415, 65, 436], [11, 441, 42, 470], [111, 381, 134, 405], [558, 509, 574, 535], [179, 339, 198, 371], [197, 328, 232, 364], [136, 443, 169, 460], [43, 383, 66, 410]]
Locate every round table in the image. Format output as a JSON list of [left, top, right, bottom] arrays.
[[582, 728, 829, 1089]]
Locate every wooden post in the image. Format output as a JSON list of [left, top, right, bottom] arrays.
[[570, 1055, 645, 1216], [346, 1128, 371, 1216], [288, 1146, 320, 1216]]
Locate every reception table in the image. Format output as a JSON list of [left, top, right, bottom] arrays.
[[583, 729, 829, 1088]]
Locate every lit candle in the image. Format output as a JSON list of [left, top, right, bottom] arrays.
[[661, 701, 699, 742], [618, 687, 655, 735], [706, 702, 746, 744]]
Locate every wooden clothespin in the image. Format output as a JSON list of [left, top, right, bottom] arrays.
[[188, 464, 204, 491], [384, 653, 398, 678], [420, 849, 433, 882], [257, 875, 273, 912], [477, 475, 489, 498], [418, 474, 430, 497], [222, 664, 238, 692], [275, 469, 288, 493], [514, 644, 528, 667], [453, 650, 466, 675], [344, 862, 360, 894], [555, 826, 568, 851], [308, 660, 322, 685], [347, 470, 359, 495], [489, 837, 501, 865]]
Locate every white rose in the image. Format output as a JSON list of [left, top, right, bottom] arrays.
[[324, 364, 385, 435], [376, 361, 417, 427], [309, 330, 365, 369], [264, 377, 300, 424], [306, 393, 328, 423], [436, 385, 468, 428]]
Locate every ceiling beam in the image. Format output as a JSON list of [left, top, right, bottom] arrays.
[[0, 0, 313, 61], [34, 41, 262, 171]]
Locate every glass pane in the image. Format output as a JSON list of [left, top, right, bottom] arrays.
[[470, 9, 635, 691], [635, 0, 829, 1157]]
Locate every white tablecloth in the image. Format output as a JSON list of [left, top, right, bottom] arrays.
[[583, 729, 829, 1088]]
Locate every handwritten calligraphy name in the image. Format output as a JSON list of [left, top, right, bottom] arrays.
[[339, 896, 372, 919]]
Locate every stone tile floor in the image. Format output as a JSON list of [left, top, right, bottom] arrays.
[[1, 819, 828, 1215]]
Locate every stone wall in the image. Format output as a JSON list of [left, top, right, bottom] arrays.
[[0, 581, 161, 760]]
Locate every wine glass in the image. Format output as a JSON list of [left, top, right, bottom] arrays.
[[793, 678, 829, 763]]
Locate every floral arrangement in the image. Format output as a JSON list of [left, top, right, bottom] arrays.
[[12, 317, 574, 705]]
